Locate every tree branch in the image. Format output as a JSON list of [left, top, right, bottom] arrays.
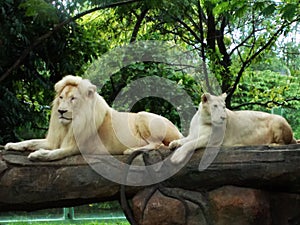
[[206, 8, 216, 52], [130, 7, 149, 43], [231, 97, 300, 110], [227, 18, 299, 104], [165, 11, 202, 44], [228, 23, 265, 56], [0, 0, 141, 83], [197, 1, 212, 94], [216, 16, 231, 93], [2, 145, 300, 211]]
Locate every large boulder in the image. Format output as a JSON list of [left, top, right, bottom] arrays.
[[132, 186, 300, 225]]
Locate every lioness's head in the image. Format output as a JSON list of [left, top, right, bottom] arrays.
[[53, 75, 96, 125], [200, 93, 227, 126]]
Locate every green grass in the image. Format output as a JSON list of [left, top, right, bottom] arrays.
[[4, 221, 129, 225], [0, 202, 129, 225]]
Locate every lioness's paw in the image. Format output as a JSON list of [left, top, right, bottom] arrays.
[[28, 149, 51, 161], [123, 148, 136, 155], [5, 143, 25, 151], [169, 140, 182, 150], [170, 148, 189, 164]]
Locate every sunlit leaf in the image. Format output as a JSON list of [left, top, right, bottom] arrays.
[[262, 4, 276, 16], [281, 3, 297, 21]]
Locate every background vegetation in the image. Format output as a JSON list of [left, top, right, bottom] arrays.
[[1, 0, 300, 139], [1, 0, 300, 222]]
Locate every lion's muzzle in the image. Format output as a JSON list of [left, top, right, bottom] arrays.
[[58, 109, 72, 124]]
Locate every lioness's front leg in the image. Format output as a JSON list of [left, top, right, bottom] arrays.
[[170, 136, 209, 164], [169, 136, 191, 150], [28, 147, 80, 161], [5, 139, 49, 151]]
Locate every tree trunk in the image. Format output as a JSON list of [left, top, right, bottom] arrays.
[[1, 144, 300, 212]]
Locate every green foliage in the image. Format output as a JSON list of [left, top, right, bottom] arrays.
[[0, 79, 51, 142], [281, 3, 298, 21], [19, 0, 59, 23], [0, 0, 108, 142]]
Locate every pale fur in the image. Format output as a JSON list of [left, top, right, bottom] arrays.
[[5, 75, 182, 161], [170, 93, 297, 164]]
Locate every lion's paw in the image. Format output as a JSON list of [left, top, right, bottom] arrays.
[[4, 143, 13, 150], [28, 149, 51, 161], [5, 143, 25, 151], [169, 140, 182, 150]]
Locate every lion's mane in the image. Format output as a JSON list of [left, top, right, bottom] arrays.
[[45, 75, 110, 152]]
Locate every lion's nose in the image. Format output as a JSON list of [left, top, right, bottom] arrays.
[[58, 109, 68, 115]]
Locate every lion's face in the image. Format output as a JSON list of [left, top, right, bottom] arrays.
[[56, 85, 81, 125], [53, 76, 97, 126]]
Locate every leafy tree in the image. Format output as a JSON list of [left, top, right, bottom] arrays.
[[108, 0, 300, 107], [280, 42, 300, 75], [0, 0, 109, 142]]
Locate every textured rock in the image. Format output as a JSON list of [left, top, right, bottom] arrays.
[[269, 192, 300, 225], [132, 188, 209, 225], [208, 186, 271, 225], [132, 186, 280, 225], [132, 189, 186, 225]]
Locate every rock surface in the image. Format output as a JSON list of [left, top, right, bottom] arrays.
[[132, 188, 207, 225], [132, 186, 300, 225], [208, 186, 271, 225]]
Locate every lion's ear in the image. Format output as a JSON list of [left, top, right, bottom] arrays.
[[87, 84, 97, 98], [201, 93, 211, 103], [54, 80, 64, 94], [54, 75, 81, 93]]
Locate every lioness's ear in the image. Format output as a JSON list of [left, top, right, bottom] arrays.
[[221, 93, 227, 100], [201, 93, 211, 103], [87, 84, 96, 98]]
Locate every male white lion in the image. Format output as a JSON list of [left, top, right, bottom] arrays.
[[5, 75, 182, 161], [170, 93, 297, 164]]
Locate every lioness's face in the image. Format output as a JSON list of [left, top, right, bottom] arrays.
[[56, 85, 80, 125], [202, 93, 227, 126]]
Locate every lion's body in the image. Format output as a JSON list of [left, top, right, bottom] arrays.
[[170, 93, 296, 164], [5, 75, 182, 161]]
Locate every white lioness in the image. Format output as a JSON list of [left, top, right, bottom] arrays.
[[5, 75, 182, 161], [170, 93, 297, 164]]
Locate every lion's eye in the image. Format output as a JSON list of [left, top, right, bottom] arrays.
[[70, 96, 76, 101], [214, 105, 218, 108], [59, 96, 63, 99]]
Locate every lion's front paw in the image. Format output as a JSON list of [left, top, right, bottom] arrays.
[[5, 143, 25, 151], [4, 143, 13, 150], [28, 149, 52, 161], [169, 140, 182, 150]]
